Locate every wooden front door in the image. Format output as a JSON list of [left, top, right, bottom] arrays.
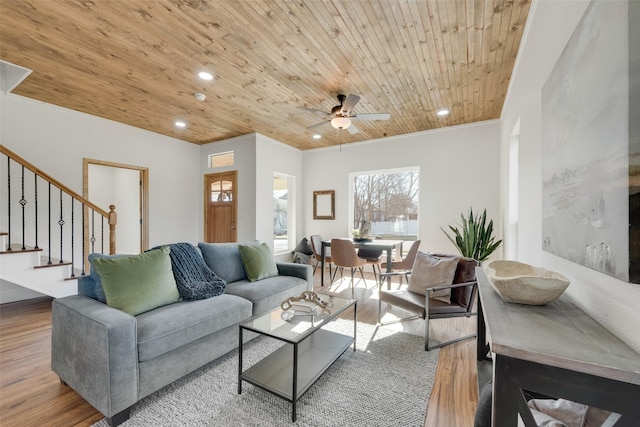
[[204, 171, 237, 243]]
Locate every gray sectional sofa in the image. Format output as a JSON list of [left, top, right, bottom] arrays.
[[51, 241, 312, 426]]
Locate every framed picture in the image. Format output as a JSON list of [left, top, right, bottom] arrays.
[[313, 190, 335, 220]]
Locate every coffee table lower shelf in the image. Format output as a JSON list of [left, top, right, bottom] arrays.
[[240, 329, 353, 420]]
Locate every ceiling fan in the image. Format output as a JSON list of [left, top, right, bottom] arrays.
[[297, 94, 390, 134]]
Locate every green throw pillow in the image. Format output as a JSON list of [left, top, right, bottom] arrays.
[[238, 243, 279, 282], [92, 246, 180, 315]]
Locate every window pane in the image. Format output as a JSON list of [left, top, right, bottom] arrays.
[[352, 169, 419, 241], [211, 180, 233, 202], [209, 151, 234, 168]]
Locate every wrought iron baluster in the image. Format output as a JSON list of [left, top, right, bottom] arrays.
[[48, 182, 52, 264], [82, 203, 86, 275], [59, 188, 64, 263], [34, 174, 39, 249], [90, 210, 96, 253], [20, 166, 27, 250], [70, 198, 75, 276], [101, 216, 104, 254], [6, 157, 11, 251]]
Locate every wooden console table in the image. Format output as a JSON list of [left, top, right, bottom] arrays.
[[476, 267, 640, 426]]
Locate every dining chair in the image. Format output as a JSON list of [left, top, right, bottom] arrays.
[[330, 238, 369, 298], [356, 247, 383, 283], [380, 240, 421, 288], [310, 235, 334, 280]]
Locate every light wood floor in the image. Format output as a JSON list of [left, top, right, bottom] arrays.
[[0, 269, 478, 426]]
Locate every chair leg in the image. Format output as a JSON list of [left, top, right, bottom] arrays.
[[350, 267, 356, 298], [358, 266, 366, 283], [425, 316, 431, 351], [425, 295, 431, 351]]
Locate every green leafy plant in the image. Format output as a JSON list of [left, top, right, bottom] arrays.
[[441, 208, 502, 262]]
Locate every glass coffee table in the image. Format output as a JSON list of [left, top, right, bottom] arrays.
[[238, 295, 357, 421]]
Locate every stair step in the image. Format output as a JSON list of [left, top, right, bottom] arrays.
[[0, 244, 43, 254], [34, 260, 72, 269]]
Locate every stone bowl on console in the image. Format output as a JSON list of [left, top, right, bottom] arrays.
[[484, 260, 570, 305]]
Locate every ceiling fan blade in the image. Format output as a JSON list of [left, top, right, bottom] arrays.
[[351, 113, 391, 121], [297, 106, 330, 116], [307, 121, 329, 129], [347, 123, 359, 134], [341, 94, 360, 115]]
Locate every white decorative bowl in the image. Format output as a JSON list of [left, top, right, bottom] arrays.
[[483, 260, 570, 305]]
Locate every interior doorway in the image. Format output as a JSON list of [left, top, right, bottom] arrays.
[[83, 158, 149, 254], [204, 171, 237, 243]]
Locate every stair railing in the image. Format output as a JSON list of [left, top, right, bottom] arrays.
[[1, 144, 117, 276]]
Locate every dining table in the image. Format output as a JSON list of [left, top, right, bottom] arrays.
[[319, 238, 404, 288]]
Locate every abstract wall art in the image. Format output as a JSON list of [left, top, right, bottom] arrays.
[[541, 0, 639, 283]]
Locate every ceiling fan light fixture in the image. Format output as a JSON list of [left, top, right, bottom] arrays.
[[331, 116, 351, 129]]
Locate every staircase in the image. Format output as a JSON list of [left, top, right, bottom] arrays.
[[0, 145, 117, 301]]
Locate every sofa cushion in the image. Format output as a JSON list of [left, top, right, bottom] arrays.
[[136, 294, 252, 362], [92, 246, 181, 316], [198, 241, 259, 283], [225, 275, 308, 316], [238, 242, 279, 282]]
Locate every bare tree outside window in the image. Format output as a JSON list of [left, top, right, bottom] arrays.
[[352, 169, 419, 239]]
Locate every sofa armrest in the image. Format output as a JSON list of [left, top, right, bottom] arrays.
[[51, 295, 138, 418], [276, 262, 313, 291]]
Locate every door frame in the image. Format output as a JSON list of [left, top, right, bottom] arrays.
[[83, 158, 149, 257]]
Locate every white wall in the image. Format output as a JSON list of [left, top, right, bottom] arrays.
[[200, 134, 257, 242], [501, 0, 640, 351], [302, 120, 502, 256], [0, 94, 201, 247], [255, 133, 303, 257], [200, 133, 304, 260]]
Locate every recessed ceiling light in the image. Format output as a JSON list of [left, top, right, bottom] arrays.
[[198, 71, 214, 81], [436, 108, 450, 117], [194, 92, 206, 101], [312, 134, 322, 139], [175, 120, 187, 128]]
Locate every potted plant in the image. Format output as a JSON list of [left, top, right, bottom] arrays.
[[441, 208, 502, 262]]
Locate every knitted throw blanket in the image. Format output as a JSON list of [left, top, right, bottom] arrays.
[[161, 243, 227, 300]]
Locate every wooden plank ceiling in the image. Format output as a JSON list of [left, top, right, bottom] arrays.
[[0, 0, 531, 150]]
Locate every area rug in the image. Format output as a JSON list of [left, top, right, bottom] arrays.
[[92, 319, 438, 427]]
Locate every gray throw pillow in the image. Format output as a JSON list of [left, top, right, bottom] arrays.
[[407, 252, 459, 303], [198, 241, 259, 283]]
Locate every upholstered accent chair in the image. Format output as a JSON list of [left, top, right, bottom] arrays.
[[377, 253, 479, 350]]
